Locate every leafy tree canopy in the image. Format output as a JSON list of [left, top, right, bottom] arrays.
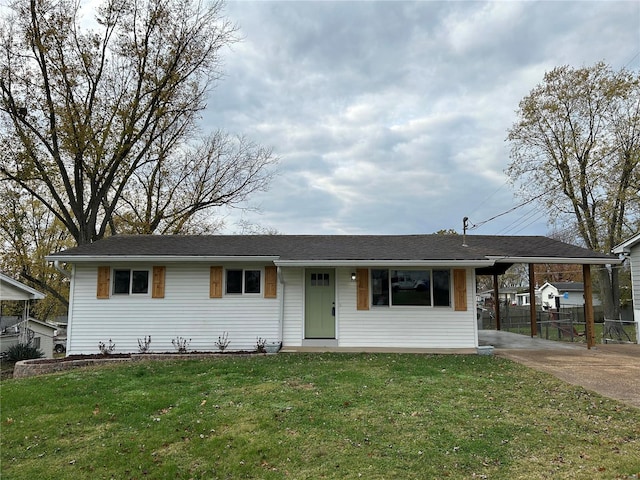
[[0, 0, 277, 316], [506, 62, 640, 319]]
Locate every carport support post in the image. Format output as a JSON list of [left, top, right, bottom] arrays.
[[529, 263, 537, 337], [583, 264, 595, 349], [493, 273, 501, 330]]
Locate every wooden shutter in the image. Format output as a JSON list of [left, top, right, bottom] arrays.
[[264, 266, 277, 298], [97, 266, 110, 299], [210, 266, 223, 298], [356, 268, 369, 311], [453, 269, 467, 311], [152, 266, 166, 299]]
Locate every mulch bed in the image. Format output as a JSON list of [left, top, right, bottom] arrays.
[[25, 350, 261, 365]]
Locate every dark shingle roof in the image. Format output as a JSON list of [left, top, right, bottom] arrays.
[[545, 282, 585, 291], [47, 234, 618, 264]]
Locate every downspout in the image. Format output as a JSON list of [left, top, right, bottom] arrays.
[[277, 267, 285, 347], [54, 260, 71, 279]]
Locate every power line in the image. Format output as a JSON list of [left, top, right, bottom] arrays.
[[467, 140, 638, 234]]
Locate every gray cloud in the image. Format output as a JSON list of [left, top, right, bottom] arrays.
[[205, 0, 640, 235]]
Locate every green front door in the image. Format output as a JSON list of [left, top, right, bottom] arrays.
[[305, 269, 336, 339]]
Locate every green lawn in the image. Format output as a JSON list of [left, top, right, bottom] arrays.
[[1, 353, 639, 479]]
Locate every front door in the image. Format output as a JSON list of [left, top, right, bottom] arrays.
[[305, 269, 336, 339]]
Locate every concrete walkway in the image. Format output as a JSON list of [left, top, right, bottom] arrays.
[[479, 330, 640, 409], [479, 330, 586, 350]]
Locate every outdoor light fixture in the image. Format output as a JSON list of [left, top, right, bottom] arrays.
[[351, 272, 357, 281]]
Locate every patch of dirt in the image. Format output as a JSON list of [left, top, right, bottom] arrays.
[[27, 353, 132, 364]]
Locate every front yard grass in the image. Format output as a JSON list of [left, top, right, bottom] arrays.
[[1, 353, 639, 479]]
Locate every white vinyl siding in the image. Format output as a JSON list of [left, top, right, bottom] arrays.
[[631, 246, 640, 312], [281, 268, 304, 346], [334, 267, 476, 349], [67, 263, 478, 354], [67, 263, 279, 355], [279, 267, 477, 349], [630, 245, 640, 343]]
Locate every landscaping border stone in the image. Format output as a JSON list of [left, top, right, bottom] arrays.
[[13, 357, 131, 378], [12, 352, 268, 378]]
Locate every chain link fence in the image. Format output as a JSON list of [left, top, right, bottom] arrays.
[[478, 305, 637, 344]]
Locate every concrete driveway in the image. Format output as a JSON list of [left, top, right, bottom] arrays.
[[479, 331, 640, 409]]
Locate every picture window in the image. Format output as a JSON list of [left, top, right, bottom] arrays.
[[371, 269, 450, 307]]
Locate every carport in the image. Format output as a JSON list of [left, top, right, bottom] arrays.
[[475, 250, 619, 349]]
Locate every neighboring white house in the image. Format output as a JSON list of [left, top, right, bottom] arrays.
[[0, 273, 56, 358], [537, 281, 600, 309], [612, 232, 640, 343], [46, 234, 619, 355], [477, 288, 519, 306], [516, 291, 531, 306]]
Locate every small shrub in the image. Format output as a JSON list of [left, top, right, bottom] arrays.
[[255, 337, 267, 353], [215, 332, 230, 352], [98, 339, 116, 355], [137, 335, 152, 353], [171, 336, 191, 353], [6, 343, 45, 362]]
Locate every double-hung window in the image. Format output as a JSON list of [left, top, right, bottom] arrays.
[[226, 269, 261, 295], [113, 269, 149, 295], [371, 269, 451, 307]]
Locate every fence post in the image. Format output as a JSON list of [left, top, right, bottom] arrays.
[[529, 263, 537, 337]]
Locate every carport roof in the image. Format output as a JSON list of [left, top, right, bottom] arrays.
[[0, 272, 45, 300], [47, 234, 619, 266]]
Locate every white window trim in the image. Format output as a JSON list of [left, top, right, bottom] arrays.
[[111, 268, 151, 296], [224, 267, 263, 296]]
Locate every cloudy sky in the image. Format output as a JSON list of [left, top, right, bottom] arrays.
[[202, 1, 640, 236]]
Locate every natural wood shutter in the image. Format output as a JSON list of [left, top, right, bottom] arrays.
[[152, 266, 166, 298], [356, 268, 369, 311], [264, 266, 277, 298], [210, 266, 223, 298], [97, 266, 110, 299], [453, 269, 467, 311]]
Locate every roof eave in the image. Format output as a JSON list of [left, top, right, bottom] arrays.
[[612, 232, 640, 254], [274, 259, 496, 267], [0, 273, 46, 299], [46, 255, 281, 263], [486, 256, 619, 265]]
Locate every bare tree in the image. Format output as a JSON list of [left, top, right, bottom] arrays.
[[111, 132, 275, 234], [0, 0, 277, 246], [506, 63, 640, 321]]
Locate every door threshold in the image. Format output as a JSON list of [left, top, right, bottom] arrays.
[[302, 339, 339, 347]]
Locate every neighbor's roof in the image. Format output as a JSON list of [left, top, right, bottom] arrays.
[[539, 281, 585, 291], [46, 234, 619, 267], [0, 272, 45, 300], [612, 232, 640, 254]]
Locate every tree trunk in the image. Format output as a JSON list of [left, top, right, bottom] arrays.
[[596, 266, 627, 340]]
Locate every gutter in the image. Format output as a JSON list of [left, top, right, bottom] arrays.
[[485, 256, 620, 265], [46, 255, 280, 263], [274, 259, 496, 268]]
